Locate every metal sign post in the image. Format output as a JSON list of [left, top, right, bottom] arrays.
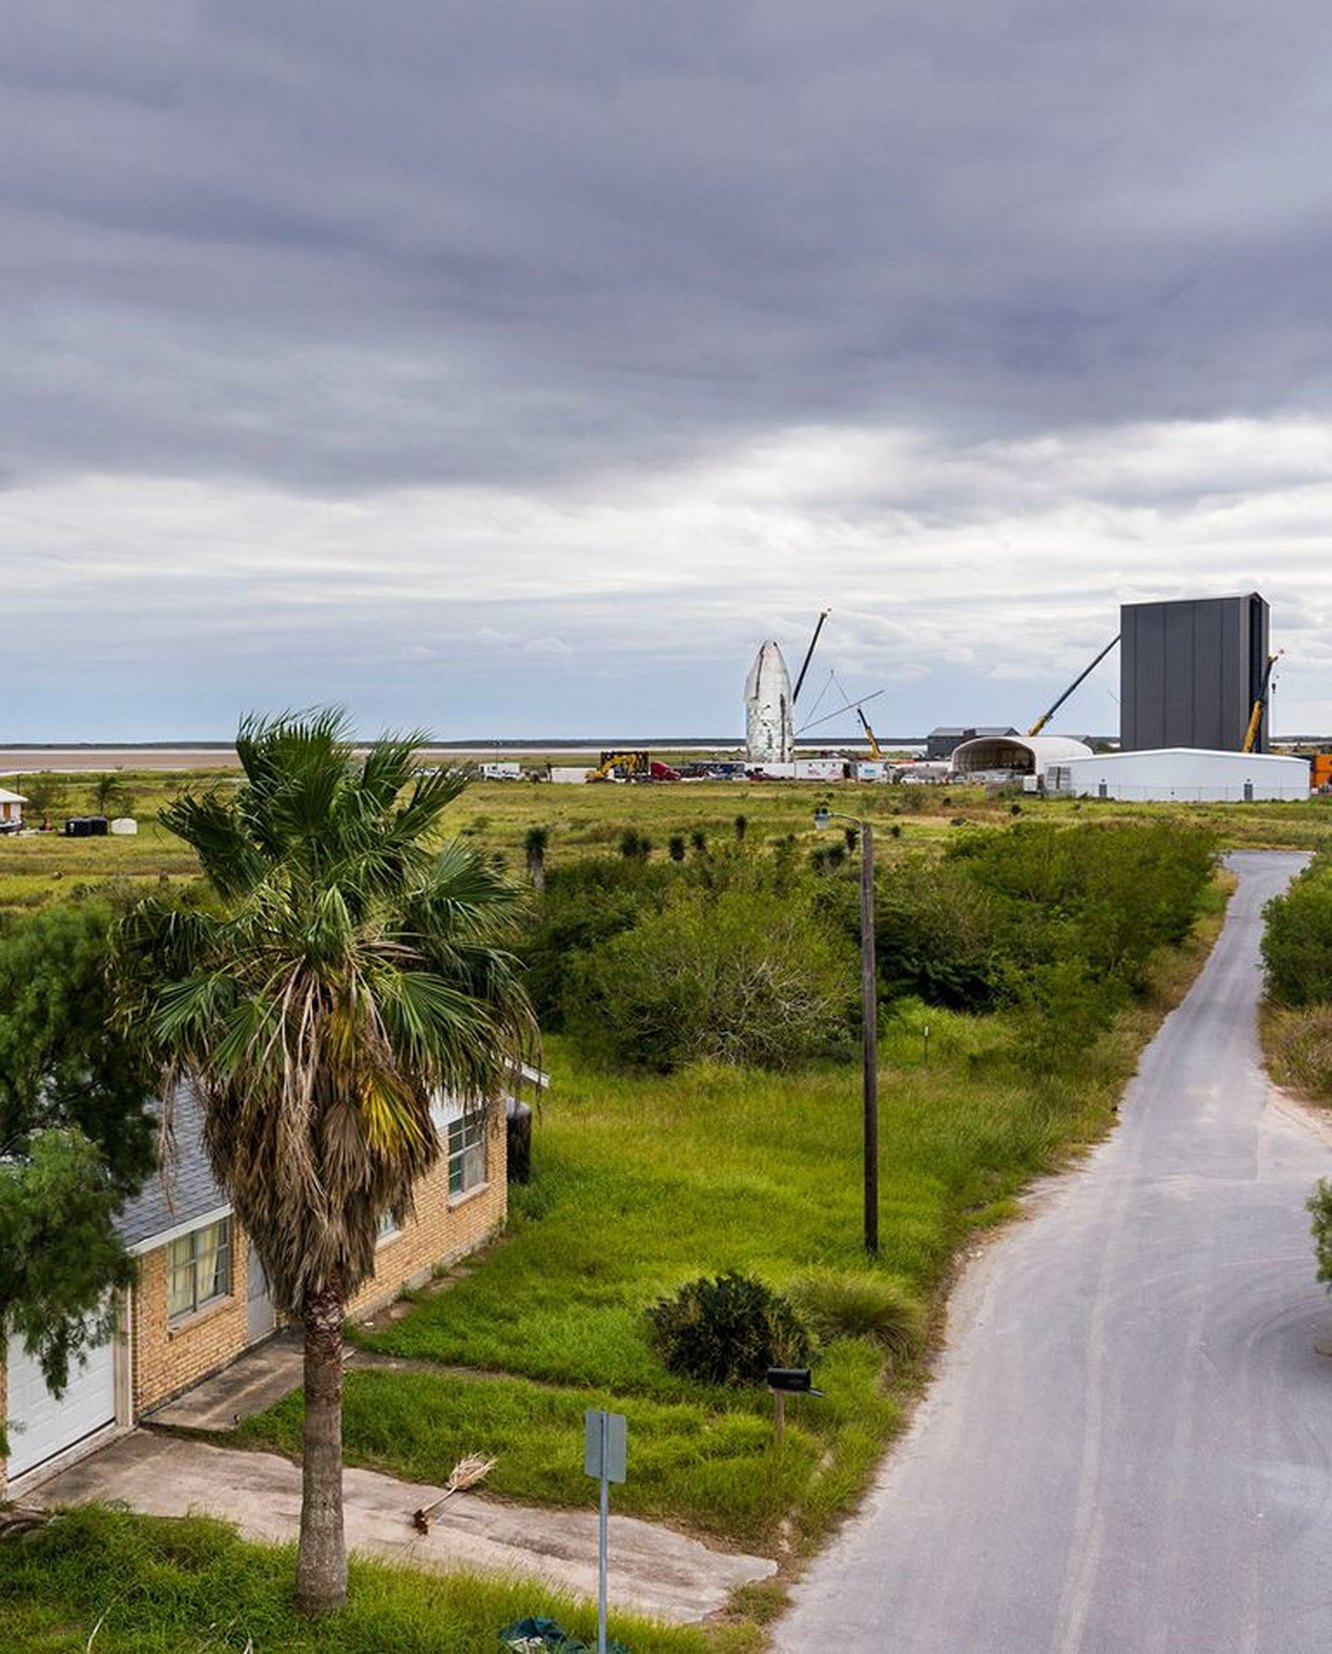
[[584, 1409, 627, 1654]]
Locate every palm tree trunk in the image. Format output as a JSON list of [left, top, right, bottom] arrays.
[[296, 1281, 347, 1614]]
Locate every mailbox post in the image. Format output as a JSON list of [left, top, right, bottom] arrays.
[[766, 1367, 824, 1446]]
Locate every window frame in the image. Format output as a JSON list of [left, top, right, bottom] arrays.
[[431, 1092, 489, 1200], [166, 1215, 233, 1322]]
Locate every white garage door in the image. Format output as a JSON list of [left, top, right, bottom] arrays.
[[6, 1324, 116, 1479]]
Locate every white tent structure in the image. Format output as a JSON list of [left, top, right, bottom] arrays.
[[950, 734, 1093, 784], [1048, 748, 1310, 802]]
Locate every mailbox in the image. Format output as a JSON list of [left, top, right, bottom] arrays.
[[766, 1367, 824, 1396]]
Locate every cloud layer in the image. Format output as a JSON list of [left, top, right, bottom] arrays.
[[4, 4, 1331, 738]]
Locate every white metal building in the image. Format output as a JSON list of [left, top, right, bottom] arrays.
[[950, 734, 1093, 783], [1048, 748, 1310, 802]]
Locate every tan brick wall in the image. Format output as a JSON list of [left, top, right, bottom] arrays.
[[131, 1221, 250, 1414], [348, 1106, 508, 1318], [5, 1108, 508, 1442]]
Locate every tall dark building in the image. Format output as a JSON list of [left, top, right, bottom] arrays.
[[1120, 593, 1270, 753]]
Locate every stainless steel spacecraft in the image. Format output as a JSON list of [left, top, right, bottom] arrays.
[[744, 641, 795, 763]]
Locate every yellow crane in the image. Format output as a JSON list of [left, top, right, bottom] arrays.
[[1241, 651, 1282, 754]]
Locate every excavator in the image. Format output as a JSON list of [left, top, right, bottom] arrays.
[[586, 750, 649, 782], [1241, 651, 1282, 754]]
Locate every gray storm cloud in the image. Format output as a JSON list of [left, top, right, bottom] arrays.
[[5, 1, 1332, 490], [4, 3, 1332, 739]]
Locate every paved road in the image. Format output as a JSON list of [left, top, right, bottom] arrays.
[[775, 851, 1332, 1654]]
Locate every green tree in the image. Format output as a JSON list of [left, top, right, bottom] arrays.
[[565, 885, 854, 1072], [115, 711, 535, 1615], [19, 772, 65, 828], [0, 900, 156, 1425], [89, 773, 135, 818], [523, 824, 550, 892]]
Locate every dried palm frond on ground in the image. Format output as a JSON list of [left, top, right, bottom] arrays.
[[411, 1453, 497, 1533]]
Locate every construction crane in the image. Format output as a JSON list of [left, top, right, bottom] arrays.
[[791, 609, 830, 705], [1028, 635, 1120, 738], [856, 706, 883, 760], [823, 666, 885, 757], [1241, 651, 1282, 754]]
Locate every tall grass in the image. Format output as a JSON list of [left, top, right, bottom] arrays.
[[241, 968, 1195, 1553], [0, 1506, 734, 1652]]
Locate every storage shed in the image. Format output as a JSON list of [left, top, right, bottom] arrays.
[[0, 788, 26, 832], [950, 734, 1093, 783], [1048, 748, 1310, 802]]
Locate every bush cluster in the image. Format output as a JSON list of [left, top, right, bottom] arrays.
[[876, 820, 1215, 1028], [644, 1270, 811, 1386], [1262, 853, 1332, 1007], [520, 819, 1216, 1077]]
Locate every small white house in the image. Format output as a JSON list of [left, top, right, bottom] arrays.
[[0, 788, 27, 832], [1048, 748, 1310, 802]]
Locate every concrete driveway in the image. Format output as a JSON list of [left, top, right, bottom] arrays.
[[34, 1428, 775, 1624]]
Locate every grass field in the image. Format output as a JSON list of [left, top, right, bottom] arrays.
[[0, 770, 1251, 1648], [3, 766, 1330, 914], [239, 895, 1224, 1572], [0, 1507, 745, 1653]]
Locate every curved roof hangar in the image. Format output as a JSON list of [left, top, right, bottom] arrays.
[[950, 734, 1093, 777]]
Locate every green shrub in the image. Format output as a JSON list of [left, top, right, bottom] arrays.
[[786, 1269, 925, 1359], [644, 1270, 812, 1385], [518, 857, 676, 1028], [874, 854, 1003, 1012], [1309, 1179, 1332, 1289], [564, 886, 855, 1072], [1263, 858, 1332, 1006]]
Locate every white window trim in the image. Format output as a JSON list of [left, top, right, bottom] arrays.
[[431, 1091, 489, 1200], [166, 1216, 233, 1322]]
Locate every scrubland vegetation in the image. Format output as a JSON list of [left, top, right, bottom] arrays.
[[1261, 850, 1332, 1103], [2, 766, 1320, 1650], [1260, 851, 1332, 1301]]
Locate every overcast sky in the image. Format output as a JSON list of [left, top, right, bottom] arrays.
[[4, 2, 1332, 743]]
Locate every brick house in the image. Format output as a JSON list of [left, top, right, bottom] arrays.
[[1, 1073, 540, 1495]]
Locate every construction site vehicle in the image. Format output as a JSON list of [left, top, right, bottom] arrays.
[[586, 750, 649, 782], [1309, 752, 1332, 792], [1241, 652, 1282, 754]]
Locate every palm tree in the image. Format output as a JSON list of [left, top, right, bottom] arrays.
[[115, 710, 535, 1614], [524, 824, 549, 892]]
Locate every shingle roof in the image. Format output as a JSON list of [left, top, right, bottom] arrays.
[[115, 1085, 230, 1254]]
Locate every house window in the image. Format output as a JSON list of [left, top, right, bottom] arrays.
[[167, 1217, 232, 1320], [447, 1112, 487, 1196]]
